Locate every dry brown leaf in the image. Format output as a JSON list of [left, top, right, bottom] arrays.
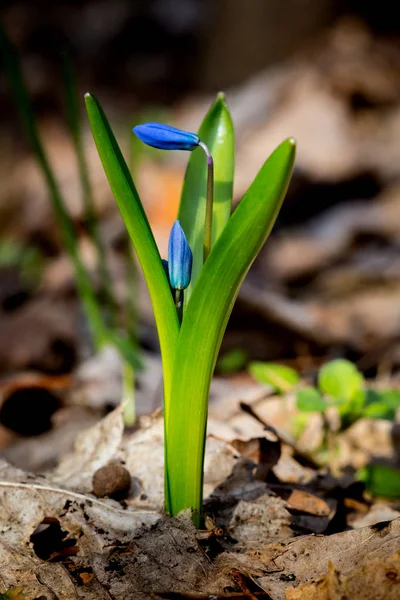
[[51, 404, 125, 492], [256, 518, 400, 599], [0, 459, 159, 598], [285, 550, 400, 599], [285, 489, 332, 517]]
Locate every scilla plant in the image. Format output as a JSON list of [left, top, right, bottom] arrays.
[[85, 92, 295, 525]]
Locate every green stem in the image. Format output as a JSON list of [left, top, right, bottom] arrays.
[[174, 289, 183, 325], [199, 142, 214, 262]]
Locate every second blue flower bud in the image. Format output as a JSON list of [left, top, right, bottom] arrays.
[[168, 221, 192, 290]]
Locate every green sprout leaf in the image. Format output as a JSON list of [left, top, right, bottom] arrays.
[[363, 401, 396, 420], [85, 93, 179, 398], [297, 386, 326, 413], [379, 389, 400, 409], [166, 138, 296, 519], [249, 362, 300, 394], [318, 359, 364, 402], [358, 464, 400, 499], [216, 348, 248, 374], [361, 388, 400, 421], [179, 93, 234, 299]]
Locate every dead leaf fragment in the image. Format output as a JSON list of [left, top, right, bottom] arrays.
[[285, 489, 332, 517], [285, 550, 400, 599], [258, 518, 400, 599]]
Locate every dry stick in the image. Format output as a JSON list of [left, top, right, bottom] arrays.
[[239, 401, 320, 469]]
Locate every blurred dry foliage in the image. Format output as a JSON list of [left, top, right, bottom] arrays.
[[1, 18, 400, 376], [1, 9, 400, 598], [1, 406, 400, 598]]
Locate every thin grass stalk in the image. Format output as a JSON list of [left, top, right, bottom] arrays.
[[0, 22, 106, 348], [62, 50, 117, 327]]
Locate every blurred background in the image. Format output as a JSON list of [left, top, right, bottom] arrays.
[[1, 0, 400, 453]]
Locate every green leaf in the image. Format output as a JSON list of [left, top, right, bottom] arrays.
[[249, 362, 300, 393], [378, 389, 400, 409], [291, 412, 309, 438], [179, 93, 234, 299], [363, 402, 396, 420], [166, 138, 296, 519], [358, 464, 400, 498], [297, 387, 326, 413], [216, 348, 248, 374], [327, 388, 366, 430], [361, 388, 400, 421], [85, 93, 179, 398], [318, 359, 364, 402]]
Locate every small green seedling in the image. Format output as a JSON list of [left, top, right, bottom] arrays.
[[296, 359, 400, 430], [85, 92, 295, 525], [250, 358, 400, 429], [358, 463, 400, 499], [249, 361, 300, 394], [250, 357, 400, 497], [216, 348, 249, 375]]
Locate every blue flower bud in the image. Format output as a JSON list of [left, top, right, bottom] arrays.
[[168, 221, 192, 290], [133, 122, 200, 151]]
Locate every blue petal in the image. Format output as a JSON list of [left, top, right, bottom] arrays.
[[133, 123, 200, 151], [168, 221, 193, 290]]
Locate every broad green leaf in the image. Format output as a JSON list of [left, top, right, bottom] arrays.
[[362, 388, 400, 421], [328, 388, 366, 430], [297, 387, 326, 413], [166, 138, 295, 519], [179, 93, 234, 299], [318, 359, 364, 403], [216, 348, 248, 374], [249, 362, 299, 393], [358, 464, 400, 498], [85, 94, 179, 397], [379, 389, 400, 409], [363, 401, 396, 420]]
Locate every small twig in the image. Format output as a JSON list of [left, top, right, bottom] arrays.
[[239, 402, 320, 469]]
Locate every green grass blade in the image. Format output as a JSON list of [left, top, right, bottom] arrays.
[[62, 51, 117, 326], [166, 138, 296, 520], [0, 21, 107, 349], [178, 93, 234, 299], [85, 94, 179, 398]]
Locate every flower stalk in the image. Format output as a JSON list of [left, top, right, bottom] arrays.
[[199, 142, 214, 262]]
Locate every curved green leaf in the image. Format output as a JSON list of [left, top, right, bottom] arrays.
[[319, 359, 364, 403], [297, 387, 326, 413], [358, 464, 400, 498], [179, 93, 234, 299], [166, 138, 296, 519], [249, 361, 299, 393], [85, 93, 179, 396]]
